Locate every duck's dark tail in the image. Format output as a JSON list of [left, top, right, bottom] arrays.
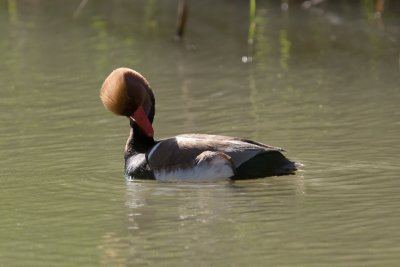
[[232, 151, 302, 180]]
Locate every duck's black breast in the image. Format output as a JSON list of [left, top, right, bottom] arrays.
[[125, 153, 155, 180]]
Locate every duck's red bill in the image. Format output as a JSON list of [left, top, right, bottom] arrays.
[[131, 106, 154, 138]]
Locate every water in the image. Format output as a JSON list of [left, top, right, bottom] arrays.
[[1, 1, 400, 266]]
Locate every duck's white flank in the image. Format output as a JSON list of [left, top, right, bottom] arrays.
[[153, 151, 234, 182]]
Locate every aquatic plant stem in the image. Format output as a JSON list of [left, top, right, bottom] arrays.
[[176, 0, 188, 38], [248, 0, 256, 45]]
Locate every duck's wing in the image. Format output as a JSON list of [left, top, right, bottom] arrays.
[[183, 134, 285, 151], [146, 134, 282, 171], [177, 135, 300, 179]]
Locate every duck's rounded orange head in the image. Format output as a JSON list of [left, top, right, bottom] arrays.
[[100, 68, 155, 137]]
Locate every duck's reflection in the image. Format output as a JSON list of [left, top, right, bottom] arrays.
[[124, 175, 305, 231], [98, 175, 305, 265]]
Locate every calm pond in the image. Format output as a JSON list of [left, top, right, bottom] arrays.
[[1, 1, 399, 266]]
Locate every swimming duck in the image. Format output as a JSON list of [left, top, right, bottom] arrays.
[[100, 68, 301, 181]]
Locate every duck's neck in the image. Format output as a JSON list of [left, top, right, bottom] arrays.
[[125, 123, 155, 156]]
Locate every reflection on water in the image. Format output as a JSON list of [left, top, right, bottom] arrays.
[[99, 177, 307, 266], [1, 0, 400, 266]]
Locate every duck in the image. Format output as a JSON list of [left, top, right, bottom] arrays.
[[100, 68, 301, 181]]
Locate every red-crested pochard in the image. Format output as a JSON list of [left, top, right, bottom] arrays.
[[100, 68, 301, 181]]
